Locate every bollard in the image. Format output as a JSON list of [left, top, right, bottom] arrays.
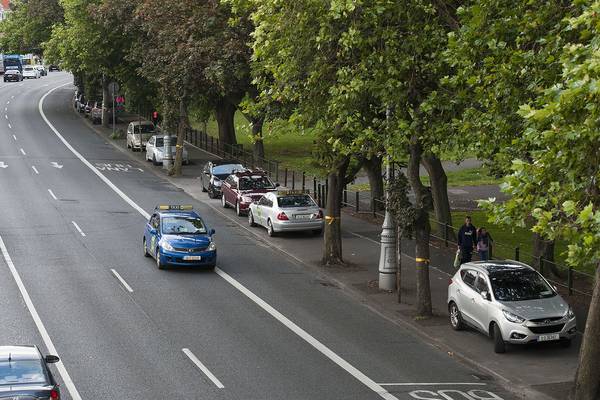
[[355, 191, 360, 213], [539, 257, 544, 276], [568, 267, 573, 295], [302, 172, 306, 191], [444, 223, 449, 247], [313, 178, 317, 196], [284, 168, 288, 187], [515, 246, 520, 261], [292, 171, 295, 190]]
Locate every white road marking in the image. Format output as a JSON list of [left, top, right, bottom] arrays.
[[4, 114, 7, 119], [0, 162, 7, 169], [31, 166, 39, 174], [6, 101, 9, 105], [51, 161, 64, 169], [9, 124, 13, 130], [19, 148, 26, 155], [40, 83, 400, 400], [71, 221, 86, 237], [12, 134, 16, 141], [11, 95, 14, 99], [0, 235, 83, 400], [4, 107, 7, 112], [47, 189, 58, 200], [110, 269, 133, 293], [182, 348, 224, 389], [379, 383, 487, 386]]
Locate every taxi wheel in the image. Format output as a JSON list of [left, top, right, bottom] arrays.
[[143, 238, 150, 257], [156, 250, 167, 270], [221, 195, 229, 208], [236, 202, 243, 216], [267, 219, 277, 237], [248, 210, 256, 227]]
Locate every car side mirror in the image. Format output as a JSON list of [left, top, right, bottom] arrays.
[[149, 228, 157, 235], [45, 355, 60, 364], [209, 228, 216, 236], [480, 291, 491, 301], [275, 183, 280, 187]]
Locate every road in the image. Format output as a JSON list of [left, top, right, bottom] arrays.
[[0, 73, 517, 400]]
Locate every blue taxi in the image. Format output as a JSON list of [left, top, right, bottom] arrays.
[[143, 205, 217, 270]]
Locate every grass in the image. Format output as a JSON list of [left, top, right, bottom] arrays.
[[421, 166, 500, 187]]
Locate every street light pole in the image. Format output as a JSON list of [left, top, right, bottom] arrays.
[[378, 106, 397, 291]]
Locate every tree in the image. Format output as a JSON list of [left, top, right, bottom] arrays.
[[482, 3, 600, 398]]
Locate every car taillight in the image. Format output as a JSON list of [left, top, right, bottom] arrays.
[[448, 278, 453, 285], [315, 210, 323, 219], [277, 212, 289, 221], [50, 389, 60, 399]]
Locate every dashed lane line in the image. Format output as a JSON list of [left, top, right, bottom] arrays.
[[182, 348, 224, 389], [110, 269, 134, 293], [20, 148, 26, 156], [48, 189, 58, 200], [71, 221, 86, 237], [31, 166, 39, 175]]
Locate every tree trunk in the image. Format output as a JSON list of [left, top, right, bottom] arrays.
[[532, 233, 560, 277], [363, 155, 384, 211], [252, 117, 265, 162], [323, 156, 350, 266], [101, 78, 110, 128], [572, 264, 600, 400], [172, 98, 188, 177], [421, 153, 454, 239], [408, 137, 433, 317], [215, 99, 237, 146]]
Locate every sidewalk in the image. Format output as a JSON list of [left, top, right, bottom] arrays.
[[83, 113, 581, 400]]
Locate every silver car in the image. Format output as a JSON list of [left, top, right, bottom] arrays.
[[248, 191, 323, 236], [145, 135, 189, 165], [448, 260, 577, 353], [127, 121, 156, 151]]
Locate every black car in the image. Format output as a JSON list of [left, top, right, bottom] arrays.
[[201, 160, 245, 199], [0, 345, 61, 399], [48, 65, 61, 72], [3, 70, 22, 82]]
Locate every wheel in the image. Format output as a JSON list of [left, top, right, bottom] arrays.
[[201, 179, 207, 193], [449, 302, 465, 331], [221, 195, 229, 208], [560, 338, 572, 348], [152, 155, 160, 166], [127, 141, 131, 149], [156, 249, 166, 270], [143, 238, 150, 257], [312, 229, 322, 236], [267, 219, 277, 237], [236, 202, 243, 216], [248, 210, 256, 227], [492, 323, 506, 353]]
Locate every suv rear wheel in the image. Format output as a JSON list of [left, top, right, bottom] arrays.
[[449, 302, 465, 331]]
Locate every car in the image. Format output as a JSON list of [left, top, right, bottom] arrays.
[[3, 70, 23, 82], [0, 345, 61, 399], [90, 101, 103, 124], [35, 64, 47, 76], [74, 94, 86, 113], [127, 121, 156, 152], [22, 66, 40, 79], [447, 260, 577, 353], [48, 65, 60, 72], [248, 190, 323, 236], [143, 205, 217, 270], [145, 135, 189, 165], [200, 160, 245, 199], [221, 170, 279, 216]]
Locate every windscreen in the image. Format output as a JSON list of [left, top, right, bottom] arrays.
[[0, 360, 47, 386], [161, 216, 207, 234], [212, 164, 243, 179], [277, 195, 316, 208], [134, 124, 155, 134], [490, 269, 556, 301], [238, 176, 275, 191]]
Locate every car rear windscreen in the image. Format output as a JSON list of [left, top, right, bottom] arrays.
[[0, 360, 47, 386], [277, 195, 315, 208]]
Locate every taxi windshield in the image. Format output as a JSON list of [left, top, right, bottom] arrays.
[[0, 360, 47, 386], [161, 216, 207, 235], [239, 176, 274, 191], [277, 195, 315, 208]]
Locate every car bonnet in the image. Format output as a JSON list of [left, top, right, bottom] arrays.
[[499, 295, 569, 320]]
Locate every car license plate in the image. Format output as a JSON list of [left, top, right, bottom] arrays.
[[538, 333, 560, 342], [295, 214, 311, 220], [183, 256, 202, 261]]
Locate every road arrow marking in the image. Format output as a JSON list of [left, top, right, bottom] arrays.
[[51, 162, 63, 169], [0, 162, 7, 169]]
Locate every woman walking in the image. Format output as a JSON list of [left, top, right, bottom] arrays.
[[477, 227, 493, 261]]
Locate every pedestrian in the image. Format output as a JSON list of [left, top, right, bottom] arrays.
[[476, 227, 493, 261], [457, 216, 477, 264]]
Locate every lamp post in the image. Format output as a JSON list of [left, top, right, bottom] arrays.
[[378, 106, 397, 291]]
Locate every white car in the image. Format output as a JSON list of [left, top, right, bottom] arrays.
[[22, 66, 40, 79], [448, 260, 577, 353], [35, 65, 47, 76], [127, 121, 156, 151], [145, 135, 189, 166]]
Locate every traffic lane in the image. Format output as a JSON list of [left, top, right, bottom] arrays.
[[0, 176, 229, 400]]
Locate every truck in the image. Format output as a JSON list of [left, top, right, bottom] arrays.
[[3, 54, 23, 73]]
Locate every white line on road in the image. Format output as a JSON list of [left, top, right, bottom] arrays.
[[9, 124, 13, 130], [182, 348, 224, 389], [4, 114, 7, 119], [378, 383, 487, 386], [6, 101, 9, 105], [40, 83, 400, 400], [71, 221, 86, 237], [0, 235, 83, 400], [11, 95, 14, 99], [31, 166, 39, 174], [4, 107, 7, 112], [19, 148, 26, 156], [110, 269, 134, 293], [47, 189, 57, 200], [12, 135, 16, 141]]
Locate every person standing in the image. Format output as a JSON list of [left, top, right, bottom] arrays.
[[458, 216, 477, 264], [476, 227, 493, 261]]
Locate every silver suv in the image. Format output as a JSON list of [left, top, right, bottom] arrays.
[[447, 260, 577, 353]]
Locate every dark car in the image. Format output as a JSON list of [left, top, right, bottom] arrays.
[[3, 70, 22, 82], [221, 170, 279, 216], [48, 65, 61, 72], [0, 345, 61, 399], [201, 160, 245, 199]]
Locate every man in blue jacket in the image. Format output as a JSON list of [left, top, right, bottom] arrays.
[[458, 216, 477, 264]]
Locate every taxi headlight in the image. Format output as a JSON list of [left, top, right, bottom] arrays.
[[208, 241, 217, 251], [502, 310, 525, 324], [241, 196, 253, 203], [160, 240, 174, 251]]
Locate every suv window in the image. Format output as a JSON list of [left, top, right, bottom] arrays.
[[460, 269, 477, 288], [474, 274, 489, 293]]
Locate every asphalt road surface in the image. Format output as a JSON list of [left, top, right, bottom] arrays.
[[0, 73, 519, 400]]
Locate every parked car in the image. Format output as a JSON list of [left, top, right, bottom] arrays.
[[447, 260, 577, 353], [248, 190, 323, 236], [22, 65, 40, 79], [48, 65, 60, 72], [201, 160, 245, 199], [0, 345, 61, 399], [90, 102, 103, 124], [75, 94, 86, 113], [127, 121, 156, 151], [221, 170, 279, 216], [3, 70, 22, 82], [83, 100, 94, 117], [145, 135, 189, 165], [35, 64, 47, 76]]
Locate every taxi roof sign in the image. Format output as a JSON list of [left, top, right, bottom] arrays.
[[277, 189, 310, 195], [156, 204, 193, 211]]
